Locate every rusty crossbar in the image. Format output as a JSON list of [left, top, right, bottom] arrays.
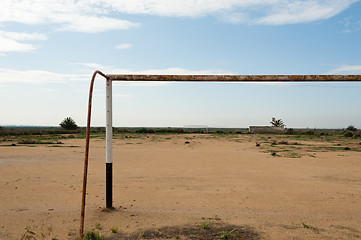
[[107, 74, 361, 82], [80, 70, 361, 239]]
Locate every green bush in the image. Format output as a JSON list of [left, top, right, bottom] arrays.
[[346, 125, 357, 131], [286, 128, 295, 135], [136, 128, 155, 134], [353, 131, 361, 138], [304, 130, 315, 135], [344, 131, 353, 138], [83, 230, 104, 240], [59, 117, 78, 130]]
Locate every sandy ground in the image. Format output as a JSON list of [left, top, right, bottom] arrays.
[[1, 134, 361, 239]]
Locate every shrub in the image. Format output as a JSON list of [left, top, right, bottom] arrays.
[[346, 125, 357, 131], [344, 131, 353, 138], [136, 128, 155, 134], [354, 131, 361, 138], [304, 130, 314, 135], [59, 117, 78, 130], [110, 226, 119, 233], [18, 139, 36, 144], [116, 128, 129, 133], [83, 231, 104, 240], [218, 229, 235, 239], [200, 222, 211, 229], [286, 128, 295, 135]]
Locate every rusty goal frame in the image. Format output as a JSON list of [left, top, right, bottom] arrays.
[[79, 71, 361, 239]]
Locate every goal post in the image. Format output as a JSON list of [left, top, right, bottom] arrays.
[[79, 71, 361, 239], [102, 73, 361, 207]]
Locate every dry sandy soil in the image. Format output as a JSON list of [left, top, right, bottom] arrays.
[[1, 134, 361, 239]]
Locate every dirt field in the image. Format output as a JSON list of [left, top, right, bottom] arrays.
[[1, 133, 361, 239]]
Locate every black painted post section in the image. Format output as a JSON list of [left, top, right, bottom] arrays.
[[106, 162, 113, 208]]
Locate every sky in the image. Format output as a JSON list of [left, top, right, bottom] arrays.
[[1, 0, 361, 129]]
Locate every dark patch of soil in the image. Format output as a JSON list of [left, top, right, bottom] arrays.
[[106, 222, 261, 240]]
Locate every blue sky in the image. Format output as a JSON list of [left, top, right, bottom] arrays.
[[1, 0, 361, 128]]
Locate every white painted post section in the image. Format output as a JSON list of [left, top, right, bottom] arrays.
[[106, 78, 113, 208], [106, 79, 113, 164]]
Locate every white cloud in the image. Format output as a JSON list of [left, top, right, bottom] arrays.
[[76, 62, 234, 75], [0, 0, 140, 34], [3, 62, 360, 86], [55, 15, 139, 33], [339, 16, 361, 33], [91, 0, 359, 25], [257, 0, 358, 25], [0, 30, 47, 53], [0, 68, 88, 84], [129, 67, 234, 75], [115, 43, 133, 49], [0, 31, 47, 41], [326, 65, 361, 74], [0, 36, 35, 53], [0, 0, 357, 33], [0, 65, 233, 85]]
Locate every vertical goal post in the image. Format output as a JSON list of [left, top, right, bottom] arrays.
[[79, 71, 361, 239]]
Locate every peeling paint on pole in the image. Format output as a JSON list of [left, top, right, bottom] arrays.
[[107, 74, 361, 82], [106, 78, 113, 209]]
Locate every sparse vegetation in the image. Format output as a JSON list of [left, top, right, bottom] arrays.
[[83, 230, 104, 240], [110, 226, 119, 233], [95, 223, 102, 230], [301, 222, 318, 231], [344, 131, 353, 138], [286, 128, 295, 134], [218, 229, 236, 239], [120, 223, 260, 240], [20, 228, 36, 240], [200, 222, 211, 229], [301, 222, 311, 229]]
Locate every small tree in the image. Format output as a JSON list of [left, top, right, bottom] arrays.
[[346, 125, 357, 131], [271, 118, 285, 127], [60, 117, 78, 130]]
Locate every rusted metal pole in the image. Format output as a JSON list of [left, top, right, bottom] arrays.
[[80, 70, 108, 240], [107, 74, 361, 82]]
